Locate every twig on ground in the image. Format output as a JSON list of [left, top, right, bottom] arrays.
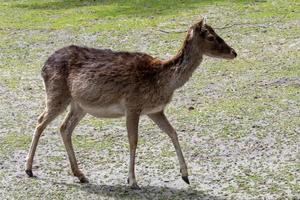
[[158, 29, 186, 34]]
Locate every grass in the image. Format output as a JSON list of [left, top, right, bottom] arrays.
[[72, 135, 117, 151], [0, 0, 299, 199], [0, 133, 32, 155]]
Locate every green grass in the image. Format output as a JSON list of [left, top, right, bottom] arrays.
[[0, 133, 31, 155], [0, 0, 298, 31], [72, 135, 117, 151]]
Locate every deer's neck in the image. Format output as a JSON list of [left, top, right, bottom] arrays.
[[162, 34, 203, 90]]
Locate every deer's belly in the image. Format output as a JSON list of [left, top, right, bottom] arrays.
[[141, 105, 165, 115], [80, 103, 165, 118], [81, 103, 125, 118]]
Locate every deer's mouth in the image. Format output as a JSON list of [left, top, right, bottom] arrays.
[[205, 48, 237, 60], [224, 54, 237, 60], [222, 49, 237, 60], [207, 53, 237, 60]]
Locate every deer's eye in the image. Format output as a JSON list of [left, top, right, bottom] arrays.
[[202, 29, 208, 34], [200, 29, 208, 36], [207, 35, 214, 41]]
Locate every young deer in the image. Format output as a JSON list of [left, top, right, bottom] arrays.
[[25, 18, 237, 189]]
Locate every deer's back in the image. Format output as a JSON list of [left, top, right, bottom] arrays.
[[43, 45, 174, 117]]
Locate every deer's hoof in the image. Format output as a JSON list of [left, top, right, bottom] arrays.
[[182, 176, 190, 185], [79, 176, 89, 183], [25, 169, 33, 177], [130, 183, 141, 190]]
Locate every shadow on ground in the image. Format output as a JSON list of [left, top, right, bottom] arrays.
[[54, 181, 224, 200]]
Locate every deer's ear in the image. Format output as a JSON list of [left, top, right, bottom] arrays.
[[197, 16, 206, 28], [188, 29, 194, 40], [203, 15, 207, 25]]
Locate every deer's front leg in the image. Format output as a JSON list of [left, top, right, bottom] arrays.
[[126, 110, 140, 189], [148, 111, 189, 184]]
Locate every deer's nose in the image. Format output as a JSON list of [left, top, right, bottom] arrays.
[[231, 49, 237, 57]]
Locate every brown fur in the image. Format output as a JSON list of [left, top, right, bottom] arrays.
[[25, 19, 237, 188]]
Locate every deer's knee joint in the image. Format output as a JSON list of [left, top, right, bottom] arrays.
[[37, 116, 43, 123], [60, 123, 67, 133], [37, 114, 45, 123], [60, 125, 72, 140], [34, 124, 46, 135]]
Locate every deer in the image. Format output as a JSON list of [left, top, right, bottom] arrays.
[[25, 17, 237, 189]]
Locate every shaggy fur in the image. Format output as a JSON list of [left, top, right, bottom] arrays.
[[25, 19, 237, 189]]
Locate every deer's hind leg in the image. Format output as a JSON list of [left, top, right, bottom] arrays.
[[25, 97, 70, 177], [60, 103, 87, 183], [26, 72, 71, 177]]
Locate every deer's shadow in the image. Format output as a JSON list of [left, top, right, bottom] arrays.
[[54, 181, 224, 200]]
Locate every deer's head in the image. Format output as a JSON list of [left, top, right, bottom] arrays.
[[189, 18, 237, 60]]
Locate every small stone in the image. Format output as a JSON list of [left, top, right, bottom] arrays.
[[188, 106, 195, 111]]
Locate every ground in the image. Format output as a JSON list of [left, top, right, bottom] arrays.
[[0, 0, 299, 199]]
